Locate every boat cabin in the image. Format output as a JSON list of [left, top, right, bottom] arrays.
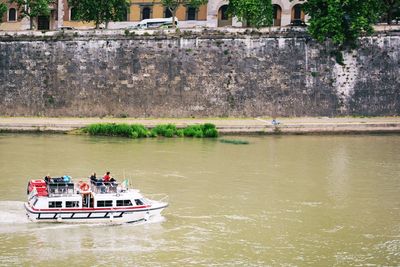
[[27, 177, 149, 210]]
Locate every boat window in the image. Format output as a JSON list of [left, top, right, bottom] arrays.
[[116, 200, 133, 206], [135, 199, 144, 205], [97, 200, 113, 207], [48, 201, 62, 208], [66, 201, 79, 208]]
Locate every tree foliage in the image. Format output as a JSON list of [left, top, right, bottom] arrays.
[[10, 0, 54, 29], [0, 3, 6, 23], [228, 0, 273, 28], [303, 0, 382, 47], [68, 0, 130, 29], [161, 0, 208, 28], [380, 0, 400, 24]]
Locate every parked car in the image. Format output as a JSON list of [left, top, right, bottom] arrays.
[[131, 17, 179, 30], [158, 22, 178, 29]]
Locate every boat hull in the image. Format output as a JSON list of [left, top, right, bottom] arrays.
[[24, 202, 168, 223]]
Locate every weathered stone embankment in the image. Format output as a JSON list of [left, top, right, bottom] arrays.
[[0, 29, 399, 118], [0, 117, 399, 134]]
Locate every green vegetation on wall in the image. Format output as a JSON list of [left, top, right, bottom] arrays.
[[228, 0, 273, 28], [68, 0, 130, 29], [0, 3, 6, 23], [380, 0, 400, 25], [161, 0, 208, 29], [303, 0, 382, 48], [11, 0, 54, 30]]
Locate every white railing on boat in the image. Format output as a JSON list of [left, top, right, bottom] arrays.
[[89, 182, 119, 194], [47, 183, 76, 197]]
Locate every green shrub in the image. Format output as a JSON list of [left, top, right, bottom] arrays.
[[114, 123, 132, 137], [183, 125, 202, 137], [83, 123, 219, 139], [164, 128, 175, 137], [204, 128, 218, 138], [152, 124, 177, 137], [183, 124, 218, 138], [131, 124, 149, 137], [194, 130, 203, 138], [149, 130, 158, 137], [201, 123, 216, 132], [201, 123, 218, 137], [131, 131, 139, 138], [84, 123, 147, 138], [176, 129, 184, 137]]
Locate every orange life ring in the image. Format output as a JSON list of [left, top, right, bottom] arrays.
[[80, 182, 90, 192]]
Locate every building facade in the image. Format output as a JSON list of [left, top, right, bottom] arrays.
[[0, 0, 307, 30]]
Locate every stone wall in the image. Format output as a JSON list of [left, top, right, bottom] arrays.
[[0, 30, 399, 117]]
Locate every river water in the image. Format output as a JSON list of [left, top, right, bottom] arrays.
[[0, 133, 399, 266]]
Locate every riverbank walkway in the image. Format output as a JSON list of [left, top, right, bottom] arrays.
[[0, 117, 399, 134]]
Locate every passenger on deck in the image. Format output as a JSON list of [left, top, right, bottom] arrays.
[[44, 175, 51, 183], [103, 172, 111, 182], [90, 172, 97, 184]]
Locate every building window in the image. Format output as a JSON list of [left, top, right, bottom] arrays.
[[294, 4, 302, 20], [218, 5, 232, 27], [273, 4, 282, 26], [49, 201, 62, 208], [70, 7, 78, 21], [187, 7, 196, 20], [142, 7, 151, 20], [165, 8, 172, 18], [8, 8, 17, 22], [291, 4, 305, 25], [220, 5, 229, 20]]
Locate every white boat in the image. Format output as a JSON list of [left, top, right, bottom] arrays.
[[24, 176, 168, 223]]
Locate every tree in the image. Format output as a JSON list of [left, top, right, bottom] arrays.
[[381, 0, 400, 24], [10, 0, 54, 30], [68, 0, 129, 29], [0, 3, 6, 23], [228, 0, 273, 28], [161, 0, 208, 29], [303, 0, 382, 48]]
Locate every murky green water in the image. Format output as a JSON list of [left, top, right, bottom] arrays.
[[0, 133, 399, 266]]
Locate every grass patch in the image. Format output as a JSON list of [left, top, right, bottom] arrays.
[[220, 139, 249, 145], [151, 124, 178, 138], [82, 123, 218, 139], [83, 123, 150, 138]]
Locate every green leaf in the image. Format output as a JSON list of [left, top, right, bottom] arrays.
[[228, 0, 273, 28]]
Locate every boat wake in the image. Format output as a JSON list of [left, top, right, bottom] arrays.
[[0, 201, 29, 224]]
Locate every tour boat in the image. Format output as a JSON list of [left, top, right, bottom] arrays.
[[24, 176, 168, 223]]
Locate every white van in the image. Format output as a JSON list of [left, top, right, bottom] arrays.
[[133, 17, 179, 29]]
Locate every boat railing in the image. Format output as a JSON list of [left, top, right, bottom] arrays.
[[90, 181, 119, 194], [47, 182, 75, 196]]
